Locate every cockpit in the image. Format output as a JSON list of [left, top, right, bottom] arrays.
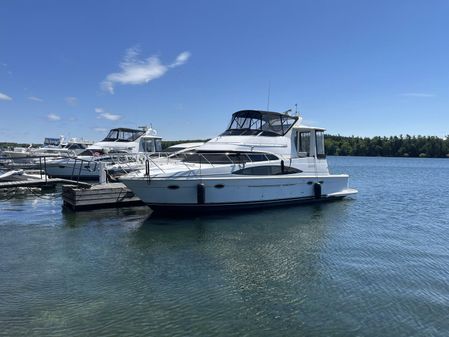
[[221, 110, 298, 137], [102, 128, 145, 142]]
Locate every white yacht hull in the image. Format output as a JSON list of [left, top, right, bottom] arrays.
[[121, 174, 356, 212]]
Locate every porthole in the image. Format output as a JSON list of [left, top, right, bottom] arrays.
[[167, 185, 180, 190], [214, 184, 225, 189]]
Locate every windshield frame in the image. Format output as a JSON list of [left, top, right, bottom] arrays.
[[102, 128, 145, 142], [221, 110, 298, 137]]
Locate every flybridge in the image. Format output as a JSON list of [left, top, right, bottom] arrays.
[[102, 128, 145, 142], [221, 110, 298, 137]]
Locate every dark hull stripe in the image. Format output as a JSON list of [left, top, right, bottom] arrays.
[[147, 195, 345, 213], [47, 174, 99, 181]]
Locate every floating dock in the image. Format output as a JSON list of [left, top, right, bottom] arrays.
[[62, 182, 144, 211], [0, 178, 91, 189]]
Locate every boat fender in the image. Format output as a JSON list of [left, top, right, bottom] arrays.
[[145, 159, 149, 176], [281, 160, 285, 173], [314, 182, 321, 199], [197, 183, 206, 204]]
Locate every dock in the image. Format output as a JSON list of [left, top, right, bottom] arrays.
[[62, 182, 144, 211], [0, 178, 91, 189]]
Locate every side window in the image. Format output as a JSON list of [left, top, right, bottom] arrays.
[[143, 140, 156, 153], [315, 131, 326, 159], [155, 139, 162, 152], [233, 165, 302, 175], [297, 131, 310, 157]]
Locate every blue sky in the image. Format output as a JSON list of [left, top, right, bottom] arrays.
[[1, 0, 449, 143]]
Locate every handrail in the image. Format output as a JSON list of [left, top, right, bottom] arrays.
[[1, 150, 284, 181]]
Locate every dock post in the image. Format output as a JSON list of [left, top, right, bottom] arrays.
[[44, 157, 47, 183], [99, 162, 107, 184]]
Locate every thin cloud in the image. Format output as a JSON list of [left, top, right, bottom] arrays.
[[47, 114, 61, 121], [65, 96, 78, 106], [98, 112, 122, 121], [399, 93, 435, 98], [28, 96, 44, 102], [0, 92, 12, 101], [94, 107, 122, 121], [93, 127, 107, 132], [101, 47, 191, 94]]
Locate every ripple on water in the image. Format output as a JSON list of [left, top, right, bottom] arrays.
[[2, 157, 449, 336]]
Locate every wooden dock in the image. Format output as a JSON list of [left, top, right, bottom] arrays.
[[62, 182, 144, 211], [0, 178, 91, 189]]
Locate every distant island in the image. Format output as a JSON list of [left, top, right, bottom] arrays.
[[1, 135, 448, 158]]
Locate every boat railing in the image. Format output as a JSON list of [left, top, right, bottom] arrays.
[[121, 151, 281, 177], [1, 151, 282, 181]]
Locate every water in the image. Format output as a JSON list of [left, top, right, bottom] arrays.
[[1, 156, 449, 336]]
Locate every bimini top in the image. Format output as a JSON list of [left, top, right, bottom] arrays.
[[102, 128, 145, 142], [221, 110, 299, 137]]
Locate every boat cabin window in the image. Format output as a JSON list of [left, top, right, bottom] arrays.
[[233, 165, 302, 175], [102, 129, 144, 142], [221, 110, 298, 137], [141, 139, 162, 153], [44, 138, 61, 146], [295, 131, 310, 157], [315, 131, 326, 159], [179, 151, 279, 164], [78, 149, 106, 156], [66, 143, 87, 150]]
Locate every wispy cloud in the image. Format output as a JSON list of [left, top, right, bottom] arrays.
[[95, 107, 122, 121], [399, 92, 435, 98], [65, 96, 78, 106], [101, 47, 191, 94], [98, 112, 122, 121], [28, 96, 43, 102], [0, 92, 12, 101], [47, 114, 61, 121], [93, 127, 107, 132]]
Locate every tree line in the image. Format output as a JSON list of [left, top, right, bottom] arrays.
[[2, 135, 449, 158], [325, 135, 449, 158]]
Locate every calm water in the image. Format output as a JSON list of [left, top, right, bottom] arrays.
[[1, 156, 449, 336]]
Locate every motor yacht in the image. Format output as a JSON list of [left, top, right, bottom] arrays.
[[45, 126, 162, 180], [1, 137, 93, 168], [119, 109, 357, 212]]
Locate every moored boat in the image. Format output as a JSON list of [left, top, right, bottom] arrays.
[[119, 109, 357, 212], [45, 126, 162, 180]]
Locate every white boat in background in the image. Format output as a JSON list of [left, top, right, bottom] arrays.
[[164, 142, 205, 153], [0, 169, 43, 182], [45, 126, 162, 180], [1, 137, 93, 168], [106, 142, 205, 179], [120, 109, 357, 212]]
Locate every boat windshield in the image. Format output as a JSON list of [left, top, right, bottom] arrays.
[[44, 138, 61, 146], [78, 149, 130, 156], [102, 129, 144, 142], [221, 110, 298, 137], [177, 151, 279, 164]]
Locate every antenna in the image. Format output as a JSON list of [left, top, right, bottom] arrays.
[[266, 81, 271, 111], [295, 103, 298, 115]]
